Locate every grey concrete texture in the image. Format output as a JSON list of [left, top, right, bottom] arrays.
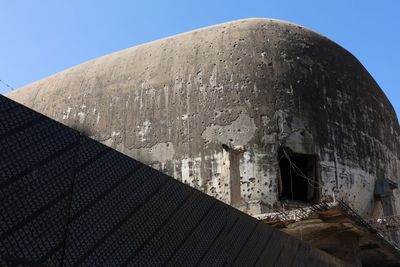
[[1, 94, 351, 266], [7, 18, 400, 217]]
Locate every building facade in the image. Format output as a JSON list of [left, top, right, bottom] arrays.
[[7, 18, 399, 219]]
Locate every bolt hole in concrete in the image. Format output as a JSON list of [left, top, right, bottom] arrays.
[[278, 148, 319, 203]]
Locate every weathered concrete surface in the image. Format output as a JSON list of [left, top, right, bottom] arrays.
[[7, 18, 400, 217], [1, 94, 350, 266]]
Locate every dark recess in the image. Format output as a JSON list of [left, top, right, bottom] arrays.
[[279, 149, 318, 203]]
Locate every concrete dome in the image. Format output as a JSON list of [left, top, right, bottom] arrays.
[[7, 18, 400, 217]]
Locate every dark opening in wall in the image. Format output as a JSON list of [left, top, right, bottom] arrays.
[[278, 148, 318, 203]]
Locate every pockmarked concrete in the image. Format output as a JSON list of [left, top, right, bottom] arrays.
[[7, 18, 399, 218]]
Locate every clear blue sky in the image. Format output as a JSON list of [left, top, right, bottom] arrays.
[[1, 1, 399, 117]]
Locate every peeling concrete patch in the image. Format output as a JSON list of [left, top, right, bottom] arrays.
[[201, 113, 257, 146], [131, 142, 175, 163], [77, 111, 85, 124], [62, 107, 72, 120], [137, 120, 151, 142]]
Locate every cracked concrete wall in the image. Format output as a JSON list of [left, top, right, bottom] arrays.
[[7, 18, 400, 216]]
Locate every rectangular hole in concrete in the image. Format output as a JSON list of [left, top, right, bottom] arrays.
[[279, 149, 318, 203]]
